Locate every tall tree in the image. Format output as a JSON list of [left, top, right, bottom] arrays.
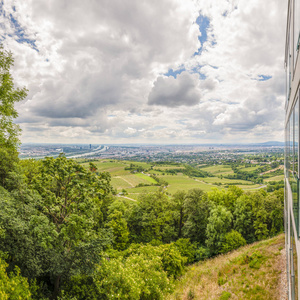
[[0, 155, 113, 298], [31, 155, 113, 297], [206, 205, 232, 255], [172, 190, 187, 238], [182, 189, 211, 244], [0, 45, 27, 187], [128, 189, 176, 243]]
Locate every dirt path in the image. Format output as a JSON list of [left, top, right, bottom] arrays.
[[116, 195, 136, 201], [247, 184, 267, 190], [194, 179, 213, 185], [260, 165, 284, 175]]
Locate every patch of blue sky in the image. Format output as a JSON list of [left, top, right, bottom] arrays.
[[258, 75, 272, 81], [164, 67, 185, 78], [191, 66, 206, 80], [253, 75, 272, 81], [193, 15, 210, 56], [222, 11, 228, 17], [9, 13, 38, 51]]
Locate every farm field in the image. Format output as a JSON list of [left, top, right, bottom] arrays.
[[238, 165, 261, 172], [152, 165, 184, 171], [162, 174, 218, 193], [237, 184, 264, 190], [79, 159, 281, 196], [202, 176, 252, 185], [200, 165, 234, 175], [264, 175, 285, 182]]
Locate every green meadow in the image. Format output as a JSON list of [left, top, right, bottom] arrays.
[[78, 159, 279, 197], [264, 175, 285, 182], [200, 164, 234, 175]]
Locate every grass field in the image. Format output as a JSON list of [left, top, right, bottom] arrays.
[[81, 160, 131, 176], [110, 177, 132, 189], [127, 186, 161, 199], [237, 184, 265, 190], [238, 165, 261, 172], [202, 176, 252, 185], [264, 175, 285, 182], [200, 165, 234, 175], [167, 234, 285, 300], [162, 175, 219, 193], [80, 159, 266, 195], [153, 166, 185, 171], [135, 173, 157, 183]]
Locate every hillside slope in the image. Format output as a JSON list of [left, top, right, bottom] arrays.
[[167, 234, 287, 300]]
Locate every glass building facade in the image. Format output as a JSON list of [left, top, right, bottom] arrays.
[[285, 0, 300, 299]]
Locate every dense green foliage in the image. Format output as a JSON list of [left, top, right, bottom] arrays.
[[0, 46, 27, 187], [0, 48, 285, 299], [0, 254, 31, 299], [0, 161, 284, 299]]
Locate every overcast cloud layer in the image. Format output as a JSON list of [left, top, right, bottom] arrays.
[[0, 0, 286, 144]]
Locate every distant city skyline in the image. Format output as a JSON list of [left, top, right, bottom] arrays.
[[0, 0, 286, 144]]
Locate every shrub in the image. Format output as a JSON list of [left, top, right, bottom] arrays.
[[0, 257, 31, 299], [220, 291, 231, 299], [173, 238, 196, 264], [220, 230, 246, 253], [124, 243, 186, 278], [92, 254, 174, 300], [195, 246, 211, 261]]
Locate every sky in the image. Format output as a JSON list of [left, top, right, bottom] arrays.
[[0, 0, 287, 144]]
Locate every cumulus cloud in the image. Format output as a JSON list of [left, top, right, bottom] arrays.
[[148, 72, 201, 107], [0, 0, 287, 143]]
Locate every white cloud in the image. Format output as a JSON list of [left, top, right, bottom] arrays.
[[148, 72, 202, 107], [0, 0, 287, 144]]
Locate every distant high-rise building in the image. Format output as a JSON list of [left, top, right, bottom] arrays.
[[285, 0, 300, 298], [90, 144, 92, 149]]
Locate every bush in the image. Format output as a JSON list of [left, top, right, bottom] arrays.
[[220, 230, 246, 253], [91, 253, 175, 300], [220, 291, 231, 300], [0, 256, 31, 299], [173, 238, 196, 264], [123, 243, 186, 278], [62, 274, 101, 300], [195, 246, 211, 261]]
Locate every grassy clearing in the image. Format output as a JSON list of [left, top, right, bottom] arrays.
[[153, 166, 185, 170], [111, 177, 132, 189], [111, 174, 153, 190], [201, 165, 234, 175], [80, 159, 265, 194], [135, 173, 157, 183], [236, 184, 264, 190], [238, 166, 261, 172], [162, 175, 219, 193], [167, 234, 285, 300], [202, 177, 252, 185], [264, 175, 285, 182], [128, 185, 160, 194], [81, 160, 131, 176]]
